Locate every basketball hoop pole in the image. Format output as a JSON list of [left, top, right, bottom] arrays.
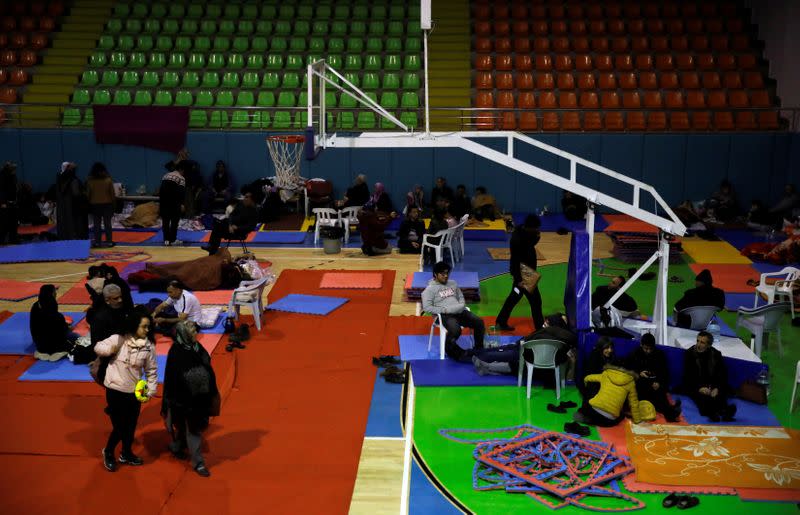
[[423, 28, 430, 136]]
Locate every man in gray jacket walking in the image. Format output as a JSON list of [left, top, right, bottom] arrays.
[[421, 261, 485, 361]]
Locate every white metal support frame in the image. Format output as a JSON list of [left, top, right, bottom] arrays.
[[400, 369, 416, 515]]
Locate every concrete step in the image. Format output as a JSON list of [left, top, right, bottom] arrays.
[[69, 7, 112, 17], [34, 65, 84, 75], [431, 43, 470, 52], [51, 39, 97, 50], [32, 74, 77, 86], [61, 22, 104, 32], [41, 56, 87, 66], [25, 84, 74, 96], [429, 97, 471, 108], [22, 93, 70, 104], [46, 48, 94, 58]]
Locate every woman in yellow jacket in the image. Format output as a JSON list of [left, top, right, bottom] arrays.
[[574, 365, 655, 427]]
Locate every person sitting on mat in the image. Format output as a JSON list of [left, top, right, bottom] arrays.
[[495, 214, 544, 331], [578, 338, 618, 402], [704, 179, 738, 223], [591, 276, 639, 317], [574, 364, 654, 427], [673, 269, 725, 328], [201, 189, 258, 256], [152, 281, 202, 333], [398, 206, 426, 255], [472, 186, 498, 221], [682, 331, 737, 422], [626, 333, 682, 422], [162, 320, 219, 478], [358, 203, 397, 256], [404, 184, 425, 216], [422, 261, 485, 362], [86, 264, 133, 312], [30, 284, 79, 361], [431, 176, 453, 206]]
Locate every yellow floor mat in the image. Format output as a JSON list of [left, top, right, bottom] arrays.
[[681, 240, 752, 264]]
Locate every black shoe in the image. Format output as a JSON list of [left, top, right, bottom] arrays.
[[236, 324, 250, 342], [564, 422, 591, 437], [195, 463, 211, 477], [677, 496, 699, 509], [662, 492, 681, 508], [169, 447, 188, 460], [200, 245, 216, 255], [380, 366, 402, 377], [372, 356, 401, 368], [118, 453, 143, 466], [558, 401, 578, 409], [225, 343, 234, 352], [102, 449, 117, 472], [547, 403, 567, 414], [385, 372, 406, 384], [495, 323, 515, 331]]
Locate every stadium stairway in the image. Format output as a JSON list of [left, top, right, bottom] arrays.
[[21, 0, 113, 126], [428, 0, 471, 131]]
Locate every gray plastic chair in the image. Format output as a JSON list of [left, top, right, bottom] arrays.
[[736, 302, 790, 357], [517, 339, 566, 400], [676, 305, 721, 330]]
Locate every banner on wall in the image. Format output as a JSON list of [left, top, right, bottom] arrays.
[[93, 106, 188, 153]]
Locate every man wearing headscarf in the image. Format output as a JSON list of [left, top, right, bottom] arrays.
[[55, 161, 88, 240], [673, 269, 725, 328]]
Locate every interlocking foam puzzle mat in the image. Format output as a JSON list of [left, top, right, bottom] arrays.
[[0, 279, 52, 301], [18, 354, 167, 382], [267, 294, 349, 315], [0, 312, 87, 355], [250, 231, 308, 244], [193, 289, 236, 305], [671, 394, 781, 427], [199, 231, 257, 243], [147, 230, 209, 244], [408, 271, 480, 290], [319, 272, 383, 289], [682, 240, 753, 264], [725, 292, 757, 312], [0, 240, 90, 263], [688, 263, 760, 293], [464, 219, 507, 230]]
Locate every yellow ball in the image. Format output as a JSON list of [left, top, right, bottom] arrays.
[[134, 379, 149, 402]]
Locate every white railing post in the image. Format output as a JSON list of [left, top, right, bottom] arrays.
[[653, 236, 672, 347], [585, 203, 595, 313], [423, 29, 430, 136], [400, 370, 416, 515]]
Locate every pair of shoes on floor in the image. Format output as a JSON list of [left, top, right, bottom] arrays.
[[663, 493, 700, 509], [229, 324, 250, 344], [194, 463, 211, 477], [118, 452, 143, 466], [547, 401, 578, 414], [372, 355, 402, 368], [226, 340, 245, 352], [564, 421, 591, 437], [380, 366, 406, 384]]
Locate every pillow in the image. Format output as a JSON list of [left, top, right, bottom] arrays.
[[197, 306, 223, 329]]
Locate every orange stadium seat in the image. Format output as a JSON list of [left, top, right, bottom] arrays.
[[518, 91, 536, 109], [702, 72, 721, 89], [577, 72, 596, 90], [735, 112, 757, 130], [643, 4, 660, 18], [499, 111, 517, 130], [680, 72, 700, 89], [554, 55, 573, 71], [513, 37, 530, 53], [631, 36, 648, 52], [495, 38, 511, 53], [552, 37, 570, 53], [639, 72, 657, 89], [474, 54, 492, 71], [697, 54, 715, 70], [475, 72, 492, 89], [570, 21, 587, 35], [515, 72, 534, 90], [718, 54, 737, 70], [595, 54, 613, 71], [686, 91, 706, 109], [557, 72, 575, 90], [675, 54, 694, 71], [539, 92, 557, 108], [627, 113, 646, 131], [614, 55, 633, 71], [659, 72, 679, 89], [8, 68, 27, 85], [533, 37, 549, 52], [744, 72, 764, 89], [617, 72, 637, 89], [647, 112, 667, 130], [475, 91, 494, 108], [750, 90, 770, 108], [496, 72, 513, 90], [651, 36, 669, 52], [535, 72, 554, 90], [665, 91, 685, 109], [612, 37, 629, 53], [602, 91, 621, 108], [691, 35, 709, 52], [608, 19, 626, 35], [714, 112, 735, 130], [535, 55, 552, 71], [759, 112, 779, 130], [514, 54, 532, 71], [738, 54, 757, 70], [635, 54, 653, 70], [559, 91, 577, 108], [497, 91, 514, 108], [591, 37, 609, 53], [575, 54, 592, 71], [670, 112, 690, 130], [723, 72, 743, 89], [589, 21, 606, 36], [475, 22, 491, 37], [0, 69, 6, 84], [572, 37, 590, 53], [512, 21, 528, 36], [667, 19, 683, 35], [475, 37, 491, 52], [494, 21, 510, 37], [671, 35, 689, 52], [496, 54, 513, 71], [531, 21, 548, 36], [708, 91, 727, 108], [598, 72, 616, 90], [729, 90, 749, 108], [711, 35, 729, 52], [644, 91, 663, 108], [475, 111, 494, 130], [580, 91, 599, 108], [656, 54, 674, 70]]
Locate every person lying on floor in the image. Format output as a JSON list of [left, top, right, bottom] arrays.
[[398, 206, 426, 254], [471, 314, 576, 378], [30, 284, 80, 361], [201, 189, 258, 256], [673, 269, 725, 328], [138, 248, 242, 292], [682, 330, 737, 422], [574, 364, 656, 427], [591, 276, 638, 317], [151, 280, 202, 334], [421, 261, 485, 362], [626, 333, 682, 422]]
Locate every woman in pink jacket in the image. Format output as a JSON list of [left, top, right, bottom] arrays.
[[95, 311, 158, 472]]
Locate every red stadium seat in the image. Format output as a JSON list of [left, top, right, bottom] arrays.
[[577, 72, 596, 90], [631, 36, 649, 52], [711, 35, 729, 52], [717, 54, 737, 70], [723, 72, 743, 90], [624, 4, 642, 18], [555, 54, 573, 71], [639, 72, 657, 89], [643, 91, 663, 108], [10, 33, 27, 49], [601, 92, 621, 108], [519, 112, 538, 131], [605, 3, 622, 18], [474, 54, 492, 71], [512, 21, 529, 36], [496, 54, 513, 71], [515, 72, 534, 90], [557, 72, 575, 90], [0, 69, 6, 84], [559, 92, 577, 108], [518, 91, 536, 109], [646, 20, 664, 34], [714, 112, 735, 130], [643, 4, 660, 18], [584, 112, 602, 130], [29, 32, 48, 50], [627, 19, 644, 35], [744, 72, 764, 89], [598, 72, 616, 90], [0, 50, 16, 66], [591, 37, 609, 53], [475, 37, 491, 53], [614, 55, 633, 71], [691, 35, 709, 52], [697, 54, 715, 70], [570, 21, 587, 35], [531, 21, 548, 36], [685, 19, 703, 34], [659, 72, 679, 89], [551, 20, 568, 35], [623, 91, 642, 108], [586, 5, 603, 20], [675, 54, 694, 71], [39, 16, 55, 32], [738, 54, 757, 70], [530, 5, 546, 19], [575, 54, 592, 71], [475, 22, 491, 37], [646, 112, 667, 130], [496, 72, 514, 90], [499, 112, 517, 130], [572, 37, 590, 53], [635, 54, 653, 70], [731, 34, 751, 52], [535, 72, 554, 90], [669, 112, 690, 130], [686, 91, 706, 109], [682, 4, 698, 17], [475, 112, 495, 130], [702, 72, 721, 89], [514, 54, 532, 71], [656, 54, 675, 70], [608, 19, 625, 35], [8, 68, 27, 85], [579, 91, 599, 108], [535, 55, 552, 71], [549, 5, 565, 19], [735, 112, 757, 130], [497, 91, 515, 108], [627, 112, 646, 131], [758, 112, 780, 130], [513, 37, 531, 53], [680, 72, 700, 89], [667, 19, 684, 35], [727, 19, 744, 33], [611, 37, 629, 53], [493, 3, 509, 19], [473, 4, 490, 19], [750, 90, 770, 108], [18, 49, 36, 67], [595, 54, 613, 71], [562, 112, 581, 131], [700, 3, 718, 16], [539, 91, 557, 108], [552, 37, 570, 53], [589, 21, 606, 36], [605, 112, 624, 131], [729, 90, 749, 108], [533, 37, 549, 52], [662, 3, 679, 18], [495, 38, 511, 53], [671, 35, 689, 52], [0, 86, 17, 103], [706, 19, 724, 34], [567, 5, 584, 19], [475, 91, 494, 108], [475, 72, 493, 90], [511, 4, 527, 19], [494, 21, 510, 37], [617, 72, 637, 90], [708, 91, 727, 108], [691, 111, 712, 130], [665, 91, 685, 109]]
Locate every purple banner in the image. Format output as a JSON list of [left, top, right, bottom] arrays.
[[93, 106, 189, 153]]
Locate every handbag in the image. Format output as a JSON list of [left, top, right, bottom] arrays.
[[519, 263, 541, 293], [737, 380, 767, 405], [89, 356, 110, 386]]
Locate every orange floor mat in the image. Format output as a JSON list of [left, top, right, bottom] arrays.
[[604, 221, 659, 234], [199, 231, 257, 243], [56, 262, 129, 305], [111, 231, 157, 243], [18, 224, 54, 235], [0, 279, 50, 301], [688, 263, 760, 293], [319, 271, 383, 289]]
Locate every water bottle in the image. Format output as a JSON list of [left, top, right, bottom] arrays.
[[486, 325, 499, 348], [707, 321, 721, 343], [757, 366, 770, 397]]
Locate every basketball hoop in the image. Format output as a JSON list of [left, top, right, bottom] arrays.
[[266, 135, 305, 190]]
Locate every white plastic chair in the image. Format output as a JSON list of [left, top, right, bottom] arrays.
[[312, 207, 341, 246], [517, 339, 567, 400], [339, 206, 361, 244], [451, 214, 470, 261], [736, 302, 790, 357], [790, 361, 800, 413], [227, 276, 271, 331], [419, 228, 455, 271], [427, 308, 472, 360], [675, 305, 721, 330], [754, 266, 799, 319]]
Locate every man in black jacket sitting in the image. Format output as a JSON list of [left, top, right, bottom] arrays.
[[592, 276, 638, 316], [674, 269, 725, 328], [202, 189, 259, 255], [682, 331, 736, 422], [626, 333, 682, 422]]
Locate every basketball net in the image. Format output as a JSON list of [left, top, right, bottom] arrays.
[[266, 135, 306, 192]]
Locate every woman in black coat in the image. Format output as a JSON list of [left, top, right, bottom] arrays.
[[579, 338, 617, 401], [161, 320, 219, 477], [30, 284, 78, 359]]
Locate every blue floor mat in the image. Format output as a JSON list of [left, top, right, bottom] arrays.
[[410, 459, 461, 515], [410, 271, 479, 289], [410, 359, 518, 386], [130, 290, 168, 305], [19, 354, 167, 382], [0, 312, 87, 355], [672, 394, 780, 426], [715, 229, 784, 251], [199, 313, 227, 334], [147, 230, 208, 244], [251, 232, 308, 244], [365, 369, 403, 438], [751, 262, 793, 274], [0, 240, 90, 263], [399, 334, 519, 361], [267, 293, 349, 315], [463, 230, 508, 241], [512, 212, 609, 233], [726, 292, 754, 312]]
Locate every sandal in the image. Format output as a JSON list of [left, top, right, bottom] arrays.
[[669, 276, 684, 283], [677, 496, 700, 510], [662, 493, 681, 508]]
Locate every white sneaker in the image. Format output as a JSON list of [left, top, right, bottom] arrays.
[[163, 241, 172, 247], [173, 239, 184, 246]]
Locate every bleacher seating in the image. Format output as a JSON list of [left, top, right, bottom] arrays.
[[472, 0, 782, 131]]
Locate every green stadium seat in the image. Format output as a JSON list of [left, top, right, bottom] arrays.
[[254, 111, 268, 129], [136, 35, 153, 51], [133, 90, 152, 105], [89, 52, 107, 67], [174, 37, 191, 52], [339, 72, 357, 88], [403, 73, 421, 90], [390, 6, 405, 19], [365, 55, 382, 71], [352, 6, 368, 19], [98, 36, 114, 51], [270, 38, 287, 52], [162, 71, 179, 88], [207, 53, 224, 69], [382, 73, 400, 89], [128, 52, 145, 67], [109, 52, 126, 68], [231, 111, 250, 129], [277, 92, 296, 107], [233, 37, 249, 52], [174, 90, 193, 106], [297, 92, 308, 107], [361, 73, 379, 89], [186, 5, 202, 18], [312, 21, 328, 36], [224, 5, 240, 19], [385, 55, 401, 71], [372, 6, 387, 19], [347, 39, 364, 53], [168, 53, 185, 69], [195, 90, 213, 108], [297, 5, 313, 19], [62, 108, 81, 126], [81, 109, 94, 127], [114, 4, 129, 17], [381, 115, 399, 129], [246, 55, 264, 69], [387, 21, 404, 36], [247, 38, 266, 54], [143, 20, 160, 34], [131, 3, 148, 18], [189, 110, 207, 128], [181, 71, 199, 88], [201, 72, 220, 88], [357, 112, 376, 129], [261, 5, 276, 18], [213, 37, 230, 52], [148, 52, 166, 68], [278, 5, 295, 19], [236, 91, 254, 106], [181, 20, 198, 34], [150, 3, 167, 18], [242, 5, 258, 19], [205, 5, 221, 19], [366, 38, 383, 53], [193, 37, 210, 52], [316, 5, 332, 18], [256, 21, 272, 35], [351, 22, 367, 36], [275, 21, 291, 36], [242, 72, 259, 89], [266, 55, 284, 70], [404, 55, 421, 71], [222, 72, 239, 88], [187, 53, 205, 69], [401, 92, 420, 108], [285, 55, 303, 70], [273, 112, 292, 129], [169, 5, 185, 18], [324, 92, 337, 108], [162, 20, 178, 34], [92, 89, 111, 105], [227, 54, 244, 69], [282, 73, 300, 88], [400, 112, 419, 129], [339, 93, 357, 109], [294, 111, 309, 129], [334, 5, 349, 19], [107, 19, 122, 33], [262, 72, 280, 89], [365, 91, 378, 104], [338, 112, 355, 129], [369, 21, 385, 36], [218, 21, 235, 35], [383, 38, 401, 53], [328, 38, 345, 53], [238, 21, 254, 35], [345, 55, 362, 70], [200, 21, 216, 35], [380, 92, 399, 109], [216, 91, 234, 107], [292, 20, 309, 36], [72, 88, 90, 105], [408, 21, 422, 34], [80, 70, 98, 86], [155, 36, 172, 52], [121, 70, 139, 87], [289, 38, 306, 52], [256, 91, 275, 107], [408, 5, 421, 19], [327, 55, 342, 69], [141, 71, 159, 87], [304, 54, 321, 67], [125, 20, 142, 33], [112, 90, 132, 105], [304, 38, 324, 54], [406, 38, 422, 52], [330, 22, 347, 36]]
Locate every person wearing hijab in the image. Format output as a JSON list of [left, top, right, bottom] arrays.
[[30, 284, 79, 361], [55, 161, 88, 240], [365, 182, 393, 213], [579, 338, 617, 401], [405, 184, 425, 215], [162, 320, 219, 477], [673, 269, 725, 328]]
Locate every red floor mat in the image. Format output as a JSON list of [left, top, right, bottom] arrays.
[[193, 289, 235, 305], [0, 279, 48, 301], [604, 220, 659, 234], [319, 272, 383, 289], [56, 262, 129, 305], [688, 263, 760, 293], [199, 231, 258, 243], [111, 231, 157, 243], [17, 224, 54, 235]]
